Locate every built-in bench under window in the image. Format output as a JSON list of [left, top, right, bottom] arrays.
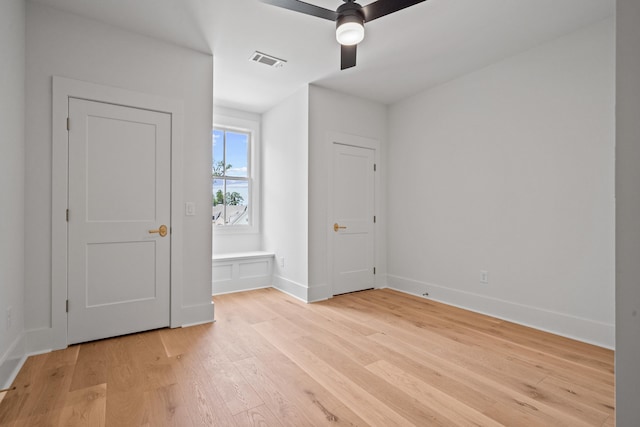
[[212, 251, 274, 295]]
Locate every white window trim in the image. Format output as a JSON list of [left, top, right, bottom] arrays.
[[213, 112, 260, 235]]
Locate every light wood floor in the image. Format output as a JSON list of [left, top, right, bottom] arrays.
[[0, 288, 614, 426]]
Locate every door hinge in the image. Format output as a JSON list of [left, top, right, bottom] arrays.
[[66, 209, 69, 222], [66, 299, 69, 313], [66, 117, 70, 131], [374, 163, 377, 172], [373, 215, 376, 223], [373, 267, 376, 275]]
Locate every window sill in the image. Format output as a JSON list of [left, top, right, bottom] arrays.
[[213, 225, 260, 235], [212, 251, 274, 262]]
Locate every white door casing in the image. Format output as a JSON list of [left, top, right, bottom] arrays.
[[330, 142, 376, 295], [52, 77, 184, 350], [67, 98, 171, 344]]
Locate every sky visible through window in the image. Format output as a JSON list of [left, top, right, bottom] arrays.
[[213, 130, 248, 178]]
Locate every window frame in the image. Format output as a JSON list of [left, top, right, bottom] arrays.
[[212, 114, 260, 235]]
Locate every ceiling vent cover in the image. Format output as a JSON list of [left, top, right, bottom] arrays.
[[250, 51, 286, 68]]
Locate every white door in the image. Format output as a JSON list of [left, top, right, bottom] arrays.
[[331, 143, 375, 295], [67, 98, 171, 344]]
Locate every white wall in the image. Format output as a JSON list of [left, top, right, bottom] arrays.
[[212, 106, 262, 255], [616, 0, 640, 423], [25, 3, 213, 350], [308, 85, 388, 301], [0, 0, 26, 388], [262, 87, 309, 300], [387, 19, 615, 347]]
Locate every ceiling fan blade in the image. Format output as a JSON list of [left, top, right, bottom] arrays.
[[362, 0, 427, 22], [341, 44, 357, 70], [260, 0, 338, 21]]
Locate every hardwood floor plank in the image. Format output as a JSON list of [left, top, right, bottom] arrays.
[[206, 358, 264, 416], [233, 404, 282, 427], [295, 334, 455, 426], [57, 384, 106, 427], [235, 357, 317, 427], [366, 330, 602, 426], [252, 319, 414, 426], [525, 377, 610, 426], [481, 401, 557, 427], [105, 389, 148, 426], [327, 295, 551, 391], [45, 346, 80, 368], [168, 351, 238, 426], [0, 355, 43, 424], [10, 409, 63, 427], [327, 289, 614, 403], [0, 288, 614, 426], [68, 341, 108, 392], [366, 359, 504, 427], [23, 364, 75, 418], [157, 323, 215, 357], [247, 348, 368, 425], [286, 313, 380, 366], [144, 383, 194, 427], [368, 290, 613, 373]]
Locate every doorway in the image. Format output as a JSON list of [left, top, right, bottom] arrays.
[[330, 141, 376, 295], [66, 98, 171, 344], [51, 77, 184, 348]]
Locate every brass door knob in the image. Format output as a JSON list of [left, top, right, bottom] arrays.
[[149, 224, 168, 237], [333, 223, 347, 232]]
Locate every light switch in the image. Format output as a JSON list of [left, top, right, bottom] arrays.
[[185, 202, 196, 216]]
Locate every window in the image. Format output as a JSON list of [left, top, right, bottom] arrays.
[[212, 127, 252, 227]]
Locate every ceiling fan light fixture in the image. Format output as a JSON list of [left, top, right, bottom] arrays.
[[336, 14, 364, 46], [260, 0, 428, 70]]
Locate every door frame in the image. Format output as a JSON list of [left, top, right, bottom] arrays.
[[51, 76, 184, 349], [326, 132, 381, 298]]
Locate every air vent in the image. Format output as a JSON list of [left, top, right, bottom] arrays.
[[250, 51, 286, 68]]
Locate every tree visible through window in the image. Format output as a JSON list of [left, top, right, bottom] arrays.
[[212, 128, 250, 226]]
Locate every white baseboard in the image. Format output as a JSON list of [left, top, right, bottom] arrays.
[[0, 332, 25, 389], [308, 284, 330, 303], [213, 285, 272, 297], [23, 303, 215, 354], [181, 302, 215, 327], [25, 327, 55, 354], [272, 275, 308, 302], [387, 274, 615, 349]]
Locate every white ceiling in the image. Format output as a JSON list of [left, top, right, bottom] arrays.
[[32, 0, 614, 113]]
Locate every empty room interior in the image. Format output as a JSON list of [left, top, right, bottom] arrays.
[[1, 0, 639, 425]]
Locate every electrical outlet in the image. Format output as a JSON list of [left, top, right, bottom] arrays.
[[6, 306, 12, 330], [279, 257, 285, 268], [185, 202, 196, 216], [480, 270, 489, 284]]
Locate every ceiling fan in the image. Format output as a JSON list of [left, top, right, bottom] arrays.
[[260, 0, 427, 70]]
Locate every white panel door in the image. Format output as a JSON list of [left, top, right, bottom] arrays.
[[68, 98, 171, 344], [332, 143, 375, 295]]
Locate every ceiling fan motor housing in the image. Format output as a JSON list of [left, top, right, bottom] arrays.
[[336, 2, 365, 46], [336, 1, 365, 25]]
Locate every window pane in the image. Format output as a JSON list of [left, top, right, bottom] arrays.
[[212, 129, 225, 177], [211, 127, 253, 227], [225, 131, 248, 178], [212, 179, 224, 225], [225, 180, 249, 225]]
